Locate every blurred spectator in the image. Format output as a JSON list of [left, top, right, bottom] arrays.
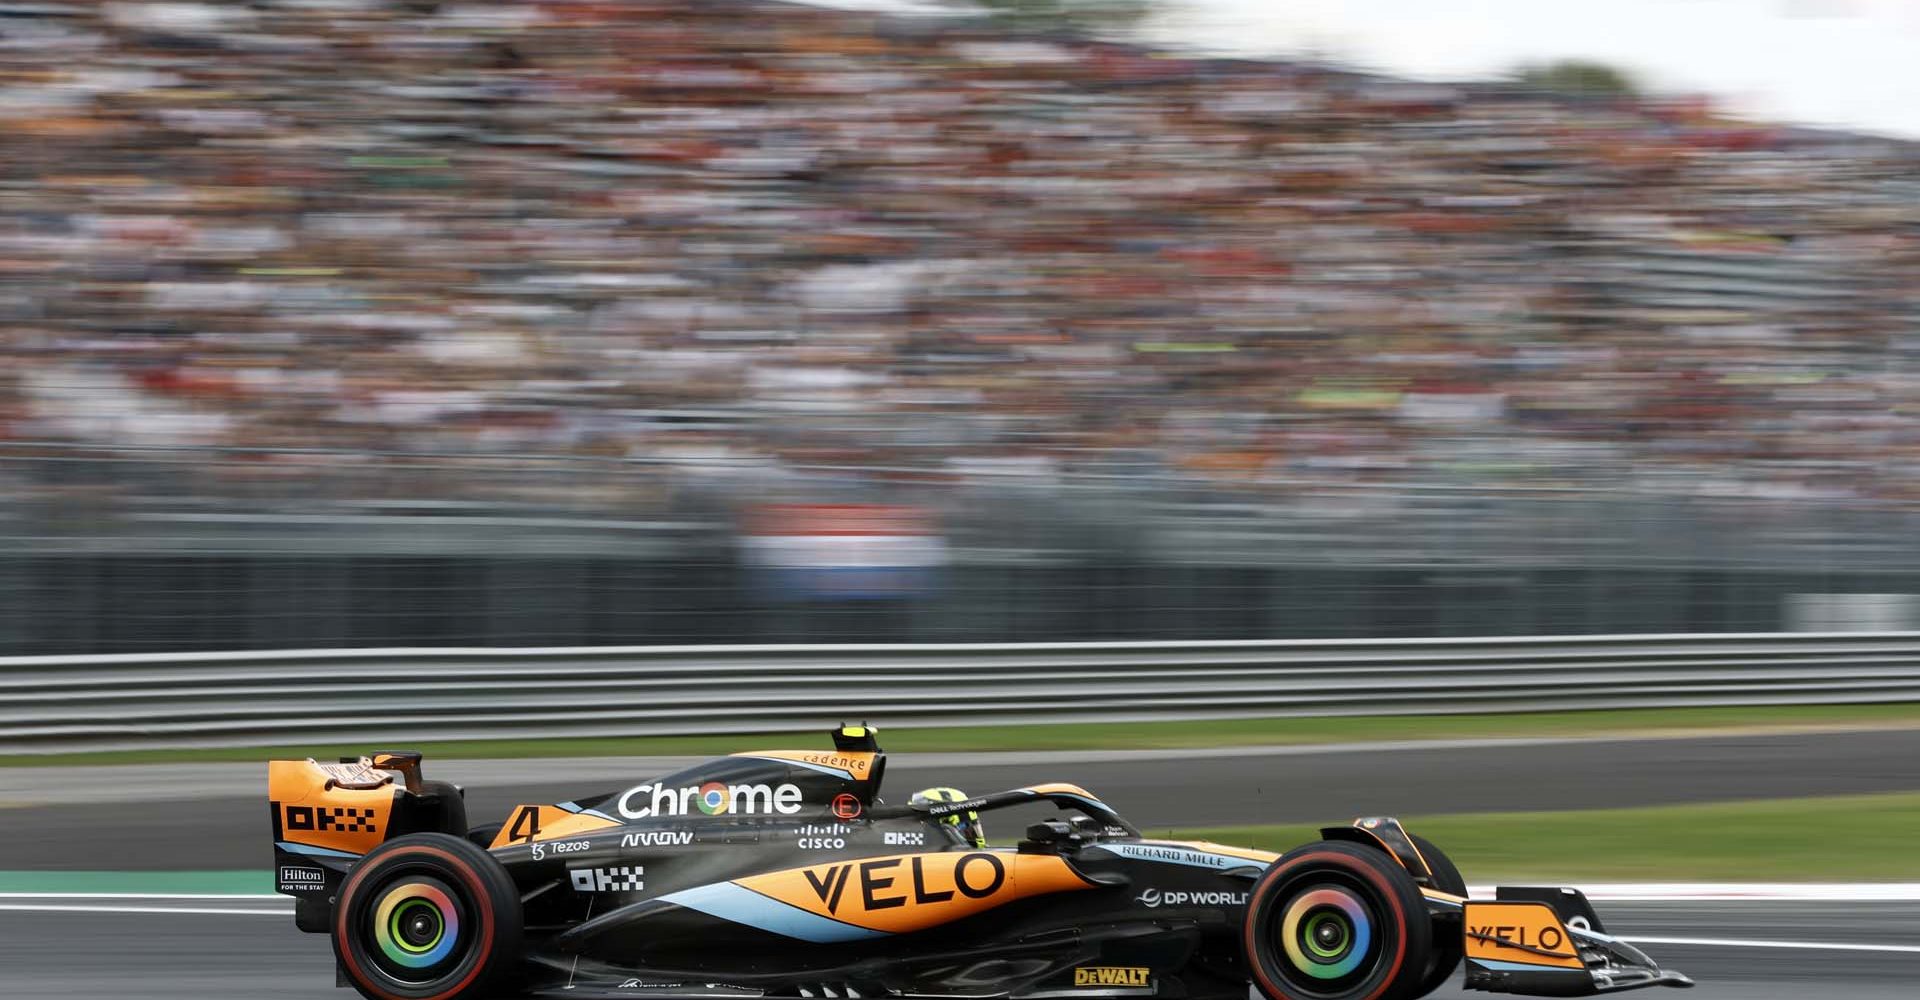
[[1, 0, 1917, 512]]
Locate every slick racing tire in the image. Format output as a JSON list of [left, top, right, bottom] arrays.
[[334, 833, 523, 1000], [1409, 834, 1466, 998], [1244, 841, 1432, 1000]]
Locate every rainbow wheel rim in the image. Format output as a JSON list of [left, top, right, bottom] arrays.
[[1278, 886, 1375, 983], [371, 879, 461, 972]]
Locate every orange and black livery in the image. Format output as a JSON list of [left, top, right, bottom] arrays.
[[269, 725, 1690, 1000]]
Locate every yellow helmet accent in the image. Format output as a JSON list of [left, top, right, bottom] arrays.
[[910, 787, 986, 847]]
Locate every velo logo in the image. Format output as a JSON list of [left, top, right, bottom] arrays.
[[735, 851, 1094, 934], [802, 853, 1007, 915]]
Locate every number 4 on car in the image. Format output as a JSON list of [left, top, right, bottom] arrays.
[[266, 727, 1691, 1000]]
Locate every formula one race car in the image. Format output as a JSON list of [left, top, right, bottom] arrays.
[[268, 726, 1691, 1000]]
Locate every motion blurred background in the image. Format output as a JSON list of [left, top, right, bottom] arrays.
[[1, 0, 1919, 656], [5, 7, 1920, 997]]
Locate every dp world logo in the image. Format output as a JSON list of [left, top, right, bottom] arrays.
[[1132, 888, 1246, 909]]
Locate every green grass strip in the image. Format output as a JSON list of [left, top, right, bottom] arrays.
[[0, 870, 272, 894], [1174, 791, 1920, 882], [7, 702, 1920, 767]]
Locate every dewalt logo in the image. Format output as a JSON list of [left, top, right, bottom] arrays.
[[1074, 968, 1150, 987]]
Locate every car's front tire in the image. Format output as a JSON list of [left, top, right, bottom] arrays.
[[1243, 841, 1432, 1000], [333, 833, 523, 1000]]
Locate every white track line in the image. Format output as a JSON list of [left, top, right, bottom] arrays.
[[0, 892, 280, 900], [1624, 935, 1920, 955], [1468, 883, 1920, 901], [3, 903, 1916, 957], [23, 887, 1919, 904], [3, 903, 1918, 956], [0, 903, 288, 916], [15, 886, 1919, 902]]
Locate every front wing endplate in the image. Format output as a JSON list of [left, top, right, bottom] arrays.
[[1463, 895, 1693, 995]]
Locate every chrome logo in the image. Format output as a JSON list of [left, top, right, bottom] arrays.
[[1280, 887, 1372, 980], [372, 881, 459, 969], [696, 781, 730, 815], [617, 781, 803, 819]]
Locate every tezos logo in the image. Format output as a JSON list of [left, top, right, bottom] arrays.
[[618, 781, 803, 819], [530, 840, 587, 860]]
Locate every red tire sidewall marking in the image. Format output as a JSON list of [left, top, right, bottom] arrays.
[[1244, 850, 1410, 1000], [336, 845, 499, 1000]]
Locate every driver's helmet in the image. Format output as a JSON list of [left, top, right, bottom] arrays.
[[910, 786, 985, 848]]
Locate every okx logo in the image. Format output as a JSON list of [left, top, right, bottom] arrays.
[[284, 805, 376, 834], [571, 866, 645, 893], [618, 781, 803, 819]]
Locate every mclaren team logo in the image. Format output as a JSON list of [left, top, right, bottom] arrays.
[[1075, 968, 1150, 987]]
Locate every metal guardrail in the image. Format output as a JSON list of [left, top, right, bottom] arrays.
[[4, 632, 1920, 753]]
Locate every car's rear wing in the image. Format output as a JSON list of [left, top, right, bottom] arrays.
[[267, 751, 468, 933]]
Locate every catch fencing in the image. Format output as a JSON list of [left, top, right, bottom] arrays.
[[4, 631, 1920, 753], [11, 441, 1920, 654]]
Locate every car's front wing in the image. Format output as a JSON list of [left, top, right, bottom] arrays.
[[1452, 887, 1693, 995]]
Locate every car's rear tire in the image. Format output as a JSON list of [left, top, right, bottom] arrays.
[[1409, 834, 1466, 998], [1244, 841, 1432, 1000], [333, 833, 523, 1000]]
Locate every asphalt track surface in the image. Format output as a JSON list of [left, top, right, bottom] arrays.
[[6, 727, 1920, 870], [2, 900, 1916, 999]]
